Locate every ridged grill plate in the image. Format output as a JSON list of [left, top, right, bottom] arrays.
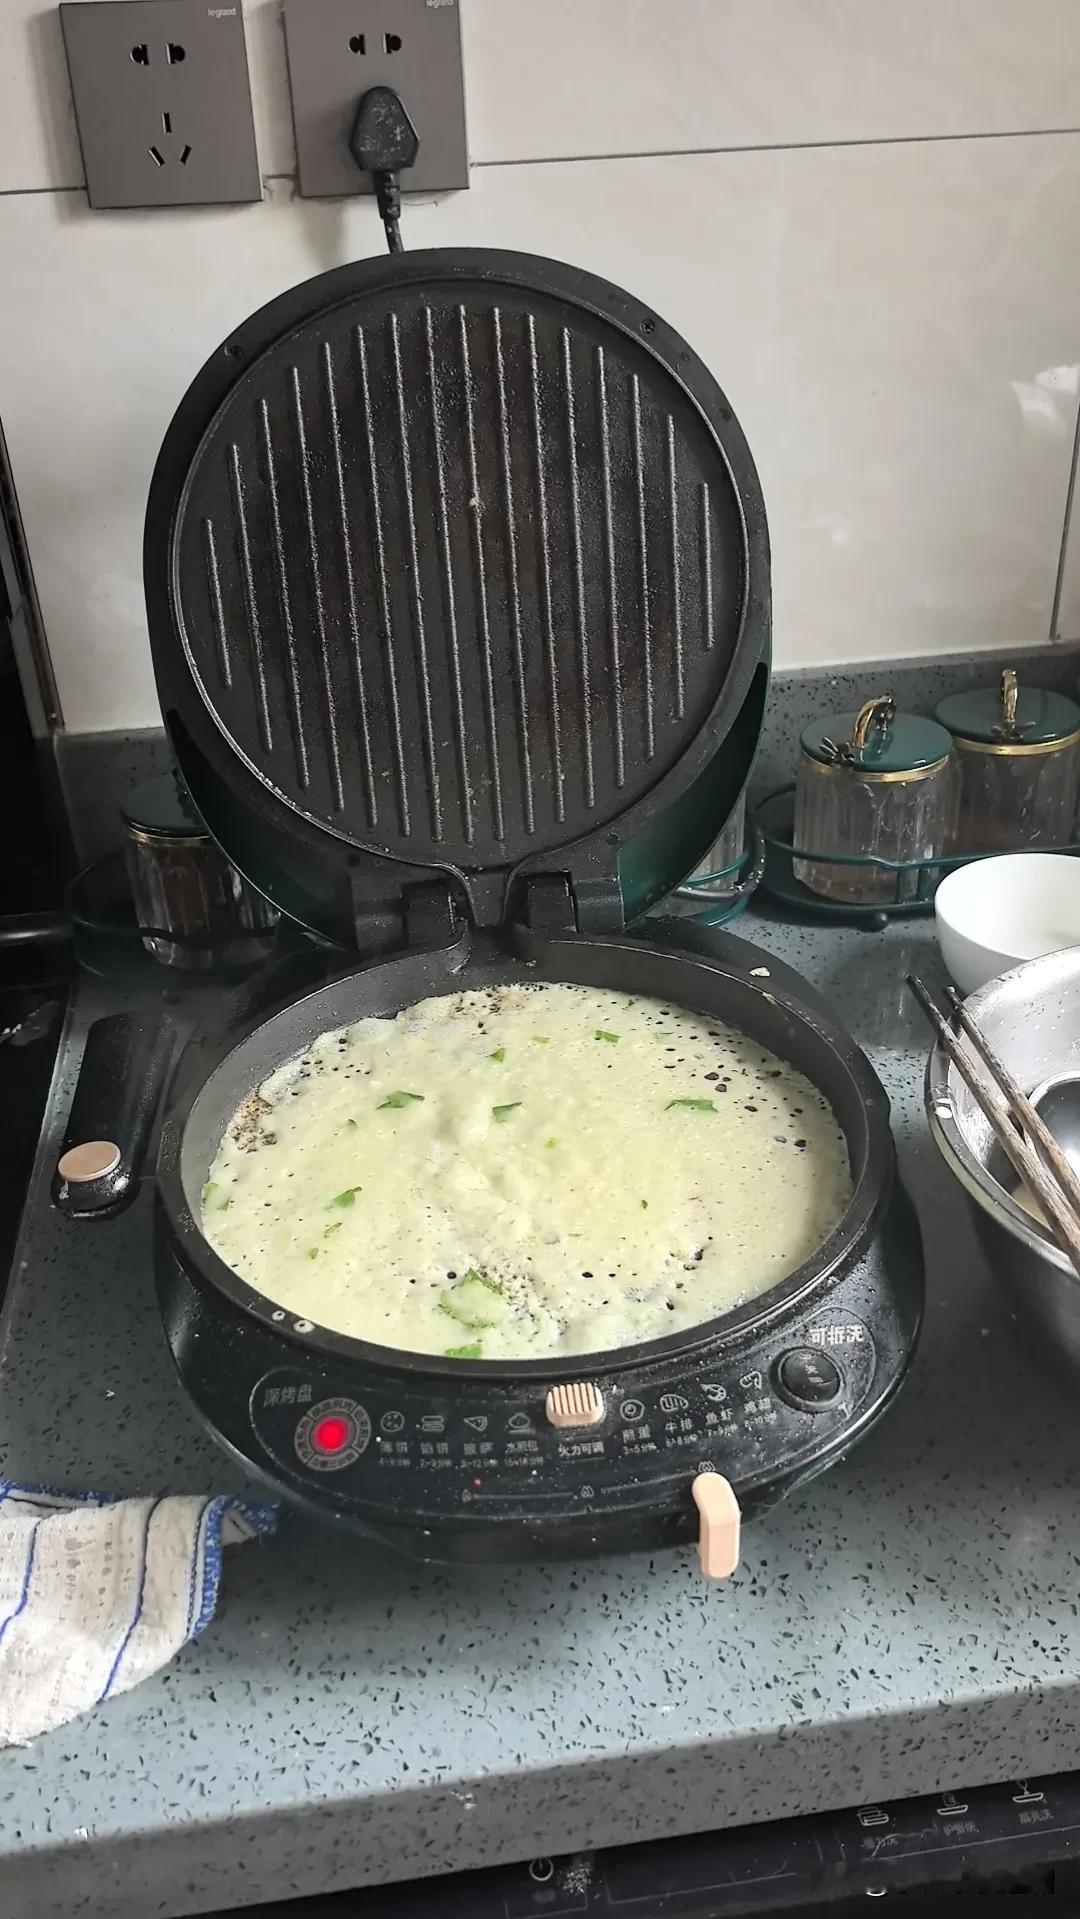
[[148, 251, 768, 920]]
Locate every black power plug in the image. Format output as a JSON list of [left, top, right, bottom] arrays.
[[350, 85, 419, 254]]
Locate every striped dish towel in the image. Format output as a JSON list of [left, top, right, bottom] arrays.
[[0, 1483, 279, 1745]]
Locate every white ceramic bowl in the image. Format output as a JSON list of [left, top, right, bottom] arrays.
[[935, 852, 1080, 995]]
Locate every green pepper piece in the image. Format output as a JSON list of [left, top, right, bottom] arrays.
[[438, 1274, 506, 1328]]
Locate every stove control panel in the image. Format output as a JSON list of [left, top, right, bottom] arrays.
[[247, 1305, 880, 1520]]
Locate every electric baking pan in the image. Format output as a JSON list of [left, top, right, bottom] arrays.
[[54, 248, 923, 1565]]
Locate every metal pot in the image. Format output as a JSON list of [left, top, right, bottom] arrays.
[[925, 945, 1080, 1369]]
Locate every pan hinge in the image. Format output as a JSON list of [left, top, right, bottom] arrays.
[[349, 872, 466, 953], [403, 878, 463, 946], [521, 875, 576, 934], [519, 873, 624, 936]]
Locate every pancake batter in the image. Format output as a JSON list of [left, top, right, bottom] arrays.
[[202, 983, 852, 1359]]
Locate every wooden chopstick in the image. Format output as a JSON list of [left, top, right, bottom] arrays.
[[942, 983, 1080, 1225], [907, 973, 1080, 1280]]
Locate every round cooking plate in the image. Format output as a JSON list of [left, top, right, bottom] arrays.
[[146, 249, 769, 940], [157, 932, 894, 1381]]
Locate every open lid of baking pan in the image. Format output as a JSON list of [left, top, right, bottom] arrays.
[[144, 249, 770, 947]]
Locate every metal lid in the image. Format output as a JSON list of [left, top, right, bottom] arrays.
[[801, 696, 951, 774], [121, 772, 208, 843], [936, 670, 1080, 748], [144, 248, 769, 944]]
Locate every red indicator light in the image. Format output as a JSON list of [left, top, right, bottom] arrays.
[[312, 1414, 352, 1454]]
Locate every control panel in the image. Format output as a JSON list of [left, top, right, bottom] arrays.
[[351, 1771, 1080, 1910], [247, 1306, 878, 1521]]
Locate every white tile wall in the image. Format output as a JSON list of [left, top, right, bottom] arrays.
[[460, 0, 1080, 167], [7, 0, 1080, 193], [3, 133, 1080, 732], [2, 2, 1080, 730]]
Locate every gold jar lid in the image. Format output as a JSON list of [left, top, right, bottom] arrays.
[[936, 669, 1080, 758], [800, 695, 951, 783]]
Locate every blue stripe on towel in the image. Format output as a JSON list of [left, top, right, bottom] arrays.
[[192, 1497, 230, 1639], [185, 1498, 212, 1639], [98, 1497, 165, 1702], [0, 1519, 41, 1649], [191, 1497, 278, 1638], [0, 1481, 116, 1512], [232, 1501, 279, 1540]]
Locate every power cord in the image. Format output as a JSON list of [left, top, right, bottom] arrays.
[[350, 86, 419, 254]]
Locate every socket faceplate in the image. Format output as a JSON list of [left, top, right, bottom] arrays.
[[283, 0, 468, 200], [61, 0, 261, 210]]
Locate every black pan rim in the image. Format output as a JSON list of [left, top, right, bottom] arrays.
[[155, 930, 895, 1382]]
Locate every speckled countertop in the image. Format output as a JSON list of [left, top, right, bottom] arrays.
[[3, 911, 1080, 1919]]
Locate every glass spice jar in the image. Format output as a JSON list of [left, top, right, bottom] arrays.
[[122, 773, 280, 972], [935, 669, 1080, 855], [794, 695, 958, 904], [681, 793, 747, 890]]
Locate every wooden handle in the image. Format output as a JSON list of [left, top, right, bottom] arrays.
[[691, 1473, 741, 1580]]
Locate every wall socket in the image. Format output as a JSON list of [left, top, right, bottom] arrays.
[[60, 0, 261, 210], [282, 0, 468, 200]]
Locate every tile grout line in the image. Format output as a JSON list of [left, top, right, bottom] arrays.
[[468, 123, 1080, 169], [5, 121, 1080, 199], [1049, 399, 1080, 642]]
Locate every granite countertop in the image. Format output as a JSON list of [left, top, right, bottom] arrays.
[[3, 911, 1080, 1919]]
